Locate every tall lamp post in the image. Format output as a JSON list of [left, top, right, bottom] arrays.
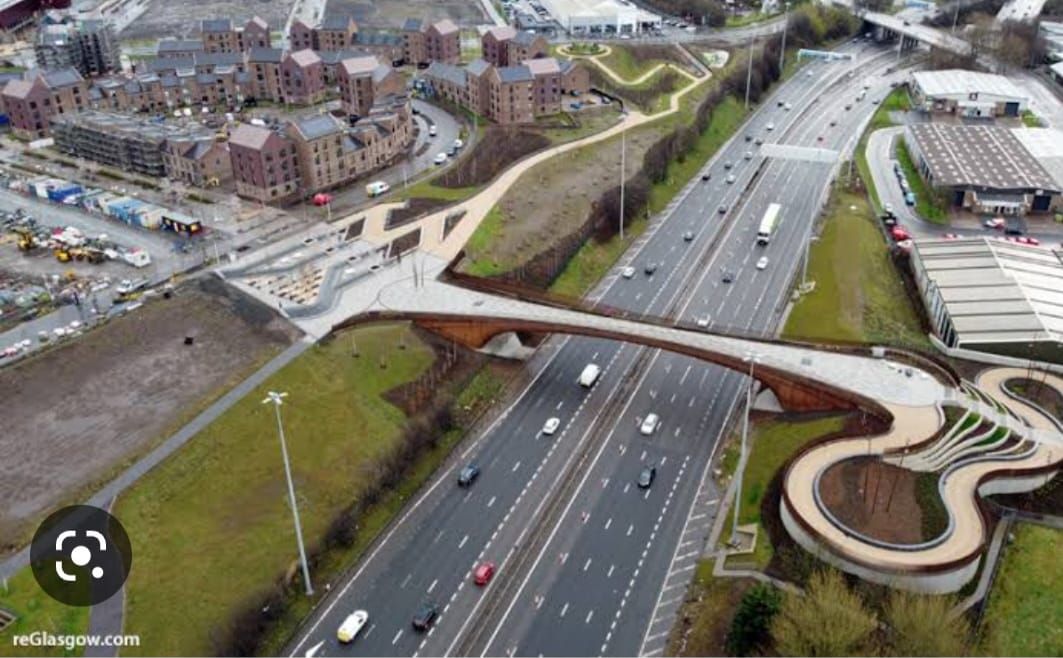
[[262, 391, 314, 596], [730, 353, 763, 546], [745, 34, 756, 109], [779, 2, 790, 72]]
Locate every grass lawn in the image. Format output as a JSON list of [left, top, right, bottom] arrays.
[[894, 141, 947, 224], [461, 205, 508, 277], [598, 45, 669, 81], [116, 323, 436, 656], [1021, 109, 1042, 127], [980, 524, 1063, 656], [719, 415, 846, 568], [783, 183, 930, 350], [726, 11, 780, 27], [549, 217, 648, 298], [0, 569, 90, 657]]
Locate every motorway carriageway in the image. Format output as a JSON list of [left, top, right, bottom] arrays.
[[288, 40, 905, 658]]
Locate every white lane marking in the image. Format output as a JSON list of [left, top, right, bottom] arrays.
[[608, 564, 615, 578], [459, 534, 468, 549], [560, 602, 569, 618], [487, 496, 496, 508], [428, 578, 438, 594], [585, 610, 595, 624], [604, 517, 612, 530], [583, 557, 593, 572], [512, 461, 521, 472], [392, 630, 404, 645], [555, 400, 564, 410], [627, 524, 634, 536], [401, 573, 412, 589]]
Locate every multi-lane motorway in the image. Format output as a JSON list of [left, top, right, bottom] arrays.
[[288, 40, 908, 658]]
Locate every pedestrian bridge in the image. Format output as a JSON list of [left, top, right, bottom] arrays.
[[339, 277, 1061, 593]]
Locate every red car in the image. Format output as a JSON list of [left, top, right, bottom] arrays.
[[891, 226, 911, 241], [473, 562, 496, 586], [312, 192, 333, 206], [1016, 236, 1040, 246]]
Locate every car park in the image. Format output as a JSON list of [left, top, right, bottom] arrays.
[[640, 413, 660, 435], [457, 464, 480, 487], [621, 266, 636, 278], [337, 610, 369, 643], [637, 464, 656, 489], [542, 417, 561, 435], [412, 603, 438, 631], [756, 256, 769, 270], [474, 562, 496, 586]]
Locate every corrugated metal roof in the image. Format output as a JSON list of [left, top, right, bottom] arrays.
[[912, 69, 1026, 101]]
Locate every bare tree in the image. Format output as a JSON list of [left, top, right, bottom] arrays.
[[770, 570, 878, 656]]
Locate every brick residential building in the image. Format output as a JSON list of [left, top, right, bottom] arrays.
[[401, 18, 427, 66], [280, 49, 326, 105], [35, 18, 121, 78], [287, 113, 352, 192], [402, 18, 459, 66], [165, 137, 232, 186], [157, 39, 204, 59], [525, 57, 561, 117], [560, 59, 589, 95], [481, 26, 548, 67], [489, 65, 534, 124], [246, 47, 284, 102], [1, 68, 87, 139], [288, 15, 358, 52], [337, 54, 404, 118], [241, 17, 272, 50], [200, 17, 271, 53], [354, 30, 405, 65], [229, 123, 301, 202]]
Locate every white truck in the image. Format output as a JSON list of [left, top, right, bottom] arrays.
[[756, 203, 781, 245], [366, 181, 390, 197], [578, 363, 601, 388]]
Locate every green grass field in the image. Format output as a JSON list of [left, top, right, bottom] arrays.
[[0, 569, 90, 657], [782, 184, 929, 350], [895, 141, 947, 224], [116, 324, 436, 655], [598, 45, 670, 81], [720, 416, 846, 567], [981, 524, 1063, 656]]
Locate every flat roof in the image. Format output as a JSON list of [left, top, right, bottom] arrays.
[[914, 237, 1063, 345], [907, 123, 1059, 192], [912, 69, 1027, 101]]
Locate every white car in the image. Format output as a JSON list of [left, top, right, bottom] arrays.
[[337, 610, 369, 643], [784, 102, 792, 111], [428, 125, 437, 137], [696, 315, 710, 328], [766, 122, 775, 131], [433, 152, 447, 165], [453, 138, 464, 149], [542, 417, 561, 435], [756, 256, 769, 270], [726, 174, 736, 184], [640, 413, 660, 436], [621, 266, 636, 279]]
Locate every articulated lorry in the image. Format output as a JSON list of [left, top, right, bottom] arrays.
[[757, 203, 781, 245]]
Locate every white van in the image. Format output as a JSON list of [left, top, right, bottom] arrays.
[[578, 363, 601, 388], [366, 180, 390, 197]]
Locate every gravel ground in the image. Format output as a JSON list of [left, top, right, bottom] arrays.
[[326, 0, 487, 29], [121, 0, 296, 40]]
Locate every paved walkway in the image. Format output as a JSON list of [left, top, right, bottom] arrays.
[[781, 367, 1062, 590]]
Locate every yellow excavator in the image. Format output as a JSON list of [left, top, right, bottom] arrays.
[[13, 227, 39, 252]]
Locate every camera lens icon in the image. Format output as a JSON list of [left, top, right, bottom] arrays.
[[31, 505, 132, 607]]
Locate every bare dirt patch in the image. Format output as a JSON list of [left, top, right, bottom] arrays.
[[122, 0, 295, 40], [818, 456, 926, 545], [324, 0, 486, 29], [0, 277, 300, 553]]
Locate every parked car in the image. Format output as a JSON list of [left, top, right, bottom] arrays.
[[433, 152, 447, 165], [891, 226, 911, 241], [718, 204, 728, 214], [428, 125, 437, 137], [766, 122, 775, 131], [457, 464, 480, 487], [904, 191, 916, 206]]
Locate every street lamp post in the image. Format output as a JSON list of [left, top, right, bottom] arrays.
[[730, 353, 762, 546], [779, 2, 790, 72], [619, 126, 626, 241], [262, 391, 314, 596], [744, 35, 756, 110]]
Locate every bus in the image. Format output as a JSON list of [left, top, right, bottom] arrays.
[[757, 203, 781, 245]]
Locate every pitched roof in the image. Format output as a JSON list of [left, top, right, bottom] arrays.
[[512, 31, 543, 47], [496, 64, 533, 83], [356, 31, 402, 47], [229, 123, 276, 149], [424, 61, 466, 88], [248, 47, 284, 63], [158, 39, 203, 53], [42, 68, 83, 88], [246, 16, 269, 31], [2, 78, 39, 100], [201, 18, 232, 33], [431, 19, 459, 35], [340, 54, 378, 76], [466, 58, 492, 77], [486, 25, 517, 41], [319, 14, 356, 31], [402, 18, 423, 32], [523, 57, 560, 75], [287, 49, 322, 67], [290, 113, 343, 141], [195, 51, 244, 68], [371, 64, 394, 84]]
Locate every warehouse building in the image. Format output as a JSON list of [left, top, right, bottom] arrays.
[[911, 237, 1063, 365], [909, 69, 1027, 118], [904, 123, 1061, 216], [539, 0, 661, 35]]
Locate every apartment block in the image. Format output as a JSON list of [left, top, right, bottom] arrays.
[[1, 68, 87, 139], [200, 17, 271, 53], [287, 113, 353, 192], [164, 137, 232, 186], [229, 123, 301, 202], [354, 30, 405, 65], [35, 18, 121, 78], [51, 109, 214, 178], [157, 39, 204, 59], [289, 15, 359, 52], [402, 18, 459, 66], [337, 54, 404, 118], [280, 49, 326, 105], [481, 26, 547, 67]]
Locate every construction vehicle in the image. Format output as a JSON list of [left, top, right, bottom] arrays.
[[13, 227, 40, 252], [54, 247, 106, 264]]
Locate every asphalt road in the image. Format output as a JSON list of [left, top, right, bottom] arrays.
[[286, 40, 903, 658]]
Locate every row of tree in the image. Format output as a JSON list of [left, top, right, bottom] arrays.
[[726, 571, 973, 657]]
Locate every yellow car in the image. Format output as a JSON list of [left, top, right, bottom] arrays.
[[337, 610, 369, 643]]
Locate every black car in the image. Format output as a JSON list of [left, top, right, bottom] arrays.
[[412, 602, 438, 631], [637, 464, 656, 489], [723, 162, 733, 170], [722, 270, 735, 283], [744, 133, 753, 142], [776, 100, 784, 107], [701, 172, 711, 181], [457, 464, 480, 487], [682, 231, 694, 242], [718, 204, 728, 214], [644, 262, 658, 275]]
